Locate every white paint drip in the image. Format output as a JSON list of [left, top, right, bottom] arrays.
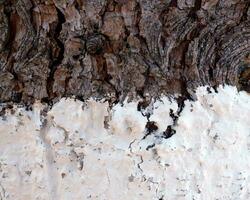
[[0, 85, 250, 199]]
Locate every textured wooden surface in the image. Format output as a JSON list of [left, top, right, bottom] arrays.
[[0, 0, 250, 104]]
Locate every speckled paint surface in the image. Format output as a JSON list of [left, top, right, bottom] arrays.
[[0, 85, 250, 200]]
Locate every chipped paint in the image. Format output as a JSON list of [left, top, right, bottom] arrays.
[[0, 85, 250, 199]]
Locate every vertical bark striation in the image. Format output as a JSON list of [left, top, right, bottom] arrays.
[[0, 0, 250, 104]]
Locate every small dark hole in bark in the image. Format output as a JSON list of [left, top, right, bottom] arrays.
[[208, 67, 213, 80], [73, 55, 80, 60], [136, 89, 144, 98], [212, 85, 218, 93], [41, 97, 53, 106], [11, 92, 22, 103]]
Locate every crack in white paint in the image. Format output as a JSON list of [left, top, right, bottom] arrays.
[[0, 85, 250, 199]]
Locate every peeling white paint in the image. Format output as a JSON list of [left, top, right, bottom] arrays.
[[0, 85, 250, 200]]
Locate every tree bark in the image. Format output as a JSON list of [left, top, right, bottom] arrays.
[[0, 0, 250, 104]]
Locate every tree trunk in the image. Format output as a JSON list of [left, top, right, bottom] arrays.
[[0, 0, 250, 104]]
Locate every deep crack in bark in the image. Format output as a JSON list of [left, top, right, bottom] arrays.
[[0, 0, 249, 105]]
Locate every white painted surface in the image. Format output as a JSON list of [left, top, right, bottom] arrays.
[[0, 85, 250, 200]]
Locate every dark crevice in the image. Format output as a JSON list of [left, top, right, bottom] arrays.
[[169, 0, 177, 8], [74, 1, 81, 11], [146, 143, 155, 151], [136, 88, 145, 99], [188, 0, 202, 19], [29, 1, 35, 31], [138, 100, 151, 119], [180, 40, 190, 68], [239, 2, 250, 23], [194, 0, 202, 11], [11, 91, 22, 103], [169, 108, 178, 125], [212, 85, 218, 93], [208, 67, 214, 81], [3, 4, 16, 69], [63, 75, 72, 97], [143, 121, 158, 140], [188, 0, 202, 20], [180, 79, 194, 101], [1, 1, 250, 107], [137, 100, 150, 112], [41, 97, 53, 107], [46, 7, 65, 100], [162, 125, 176, 139], [206, 86, 212, 93], [102, 55, 121, 104], [137, 98, 151, 120], [2, 4, 11, 52], [238, 63, 250, 92], [161, 95, 187, 140], [53, 7, 65, 66], [176, 95, 187, 116]]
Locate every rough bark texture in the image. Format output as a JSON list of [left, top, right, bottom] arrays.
[[0, 0, 250, 104]]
